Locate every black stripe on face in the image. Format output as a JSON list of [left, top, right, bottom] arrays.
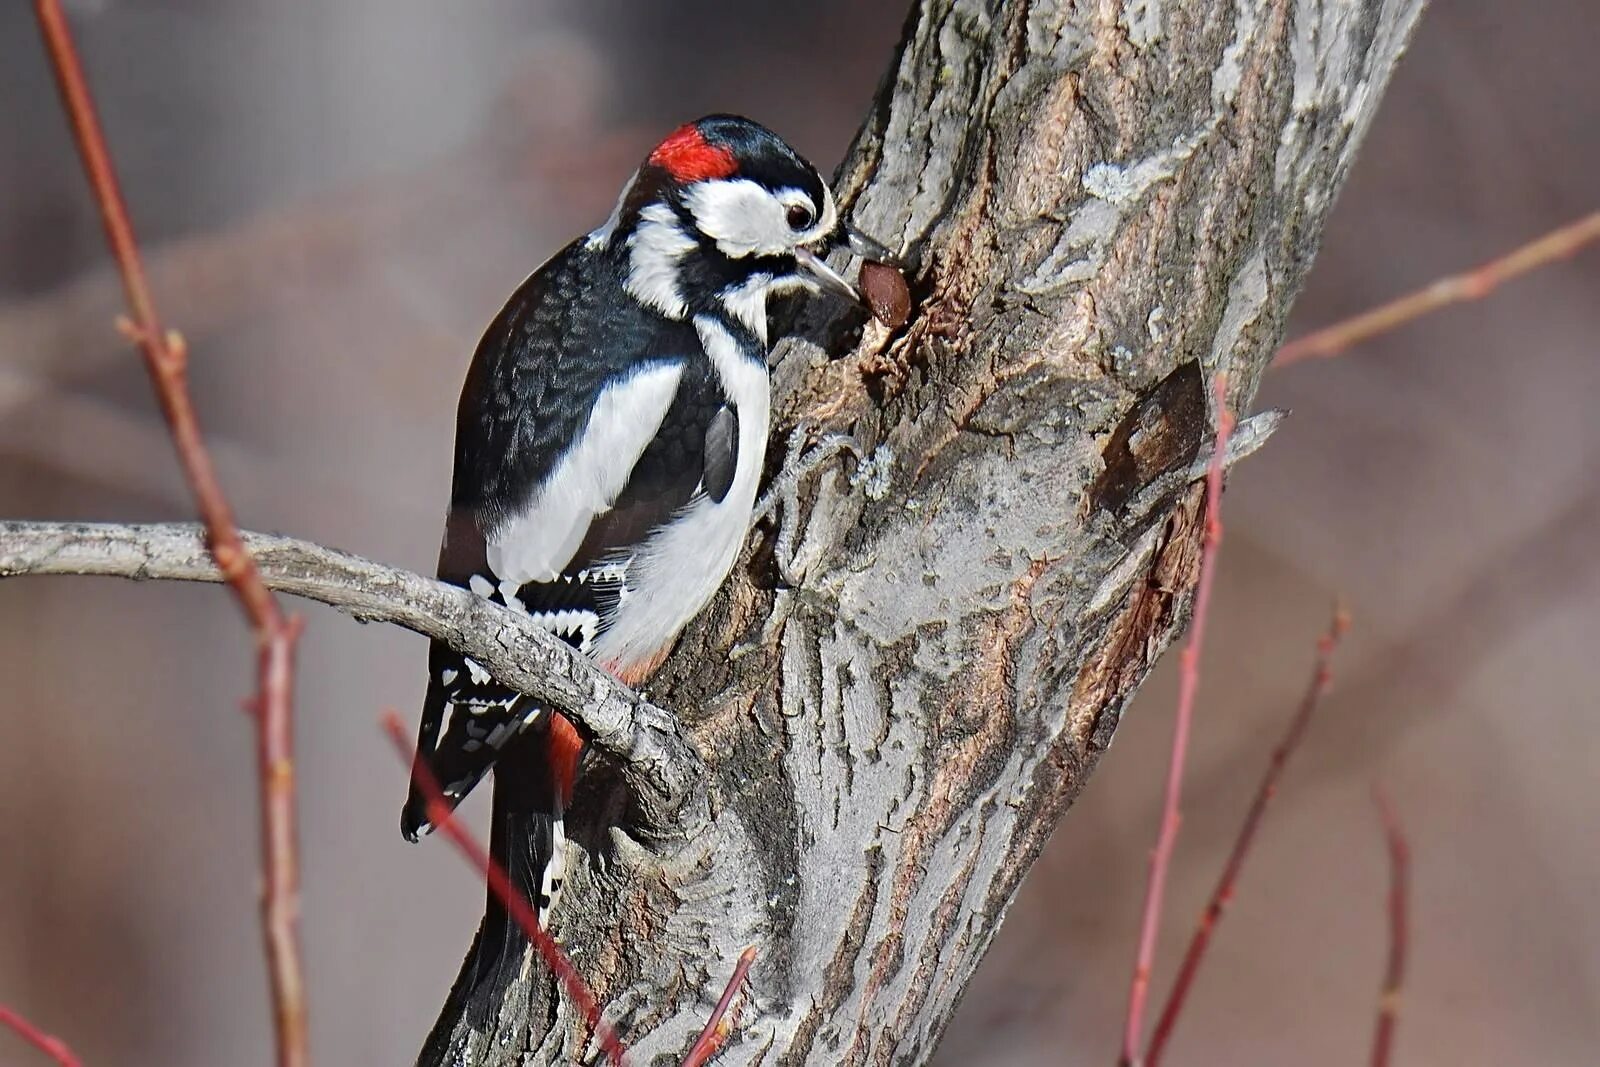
[[668, 215, 800, 313]]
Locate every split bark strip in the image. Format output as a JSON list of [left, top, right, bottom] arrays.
[[1274, 210, 1600, 366], [1118, 378, 1235, 1067], [1143, 604, 1352, 1066], [0, 1005, 83, 1067], [1369, 786, 1410, 1067], [30, 4, 308, 1065], [378, 714, 628, 1067], [679, 947, 760, 1067]]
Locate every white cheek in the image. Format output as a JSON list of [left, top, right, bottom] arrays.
[[685, 179, 796, 258]]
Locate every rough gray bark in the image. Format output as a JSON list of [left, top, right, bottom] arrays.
[[435, 1, 1420, 1062], [0, 0, 1425, 1063]]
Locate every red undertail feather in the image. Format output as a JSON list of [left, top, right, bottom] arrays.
[[548, 712, 584, 807], [605, 644, 674, 691]]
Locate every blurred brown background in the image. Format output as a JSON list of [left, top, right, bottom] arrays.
[[1, 3, 1595, 1064]]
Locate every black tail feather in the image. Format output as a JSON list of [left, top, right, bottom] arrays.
[[455, 724, 564, 1032], [401, 643, 456, 842], [403, 644, 540, 843]]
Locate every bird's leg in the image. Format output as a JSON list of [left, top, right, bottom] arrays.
[[755, 422, 863, 587]]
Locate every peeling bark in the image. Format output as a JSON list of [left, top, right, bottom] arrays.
[[405, 1, 1428, 1063]]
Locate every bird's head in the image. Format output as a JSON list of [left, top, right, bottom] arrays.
[[590, 114, 896, 339]]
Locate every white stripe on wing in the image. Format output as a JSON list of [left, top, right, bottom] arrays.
[[486, 361, 685, 586]]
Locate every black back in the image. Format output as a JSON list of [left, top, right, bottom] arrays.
[[403, 231, 746, 837]]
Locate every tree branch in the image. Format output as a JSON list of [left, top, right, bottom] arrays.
[[1119, 378, 1234, 1067], [680, 947, 760, 1067], [1370, 786, 1411, 1067], [380, 713, 629, 1066], [0, 1005, 82, 1067], [1145, 603, 1351, 1065], [0, 520, 706, 838], [31, 3, 308, 1061], [1275, 210, 1600, 365]]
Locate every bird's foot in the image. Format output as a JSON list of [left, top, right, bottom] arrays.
[[756, 422, 864, 587]]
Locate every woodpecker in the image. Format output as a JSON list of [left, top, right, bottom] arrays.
[[401, 115, 891, 1009]]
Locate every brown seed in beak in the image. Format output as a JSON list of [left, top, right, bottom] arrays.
[[859, 260, 911, 328]]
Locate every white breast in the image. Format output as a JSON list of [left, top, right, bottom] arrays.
[[591, 316, 769, 670], [486, 361, 685, 586]]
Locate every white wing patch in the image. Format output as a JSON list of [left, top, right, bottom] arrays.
[[487, 361, 685, 585], [525, 607, 601, 654], [591, 317, 769, 670]]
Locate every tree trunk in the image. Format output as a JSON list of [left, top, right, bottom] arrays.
[[424, 0, 1426, 1062]]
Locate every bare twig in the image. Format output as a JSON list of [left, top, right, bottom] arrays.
[[31, 5, 307, 1063], [680, 946, 760, 1067], [0, 1005, 83, 1067], [1144, 604, 1352, 1066], [1370, 785, 1410, 1067], [1117, 376, 1235, 1067], [380, 713, 628, 1066], [0, 520, 707, 835], [1274, 210, 1600, 366]]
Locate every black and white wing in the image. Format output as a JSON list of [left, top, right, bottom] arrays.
[[401, 240, 734, 838]]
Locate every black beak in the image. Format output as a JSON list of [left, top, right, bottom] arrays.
[[793, 246, 860, 303], [842, 226, 902, 267], [795, 223, 903, 306]]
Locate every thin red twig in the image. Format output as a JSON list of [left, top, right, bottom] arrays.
[[1144, 604, 1352, 1065], [379, 713, 628, 1066], [1117, 376, 1235, 1067], [32, 4, 307, 1064], [0, 1005, 83, 1067], [680, 946, 760, 1067], [1370, 785, 1410, 1067], [1274, 210, 1600, 366]]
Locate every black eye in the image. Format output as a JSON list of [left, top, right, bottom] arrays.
[[786, 203, 814, 231]]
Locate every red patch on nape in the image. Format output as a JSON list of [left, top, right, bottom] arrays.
[[648, 123, 738, 183]]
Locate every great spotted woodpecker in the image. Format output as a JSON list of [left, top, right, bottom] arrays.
[[401, 115, 891, 1003]]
